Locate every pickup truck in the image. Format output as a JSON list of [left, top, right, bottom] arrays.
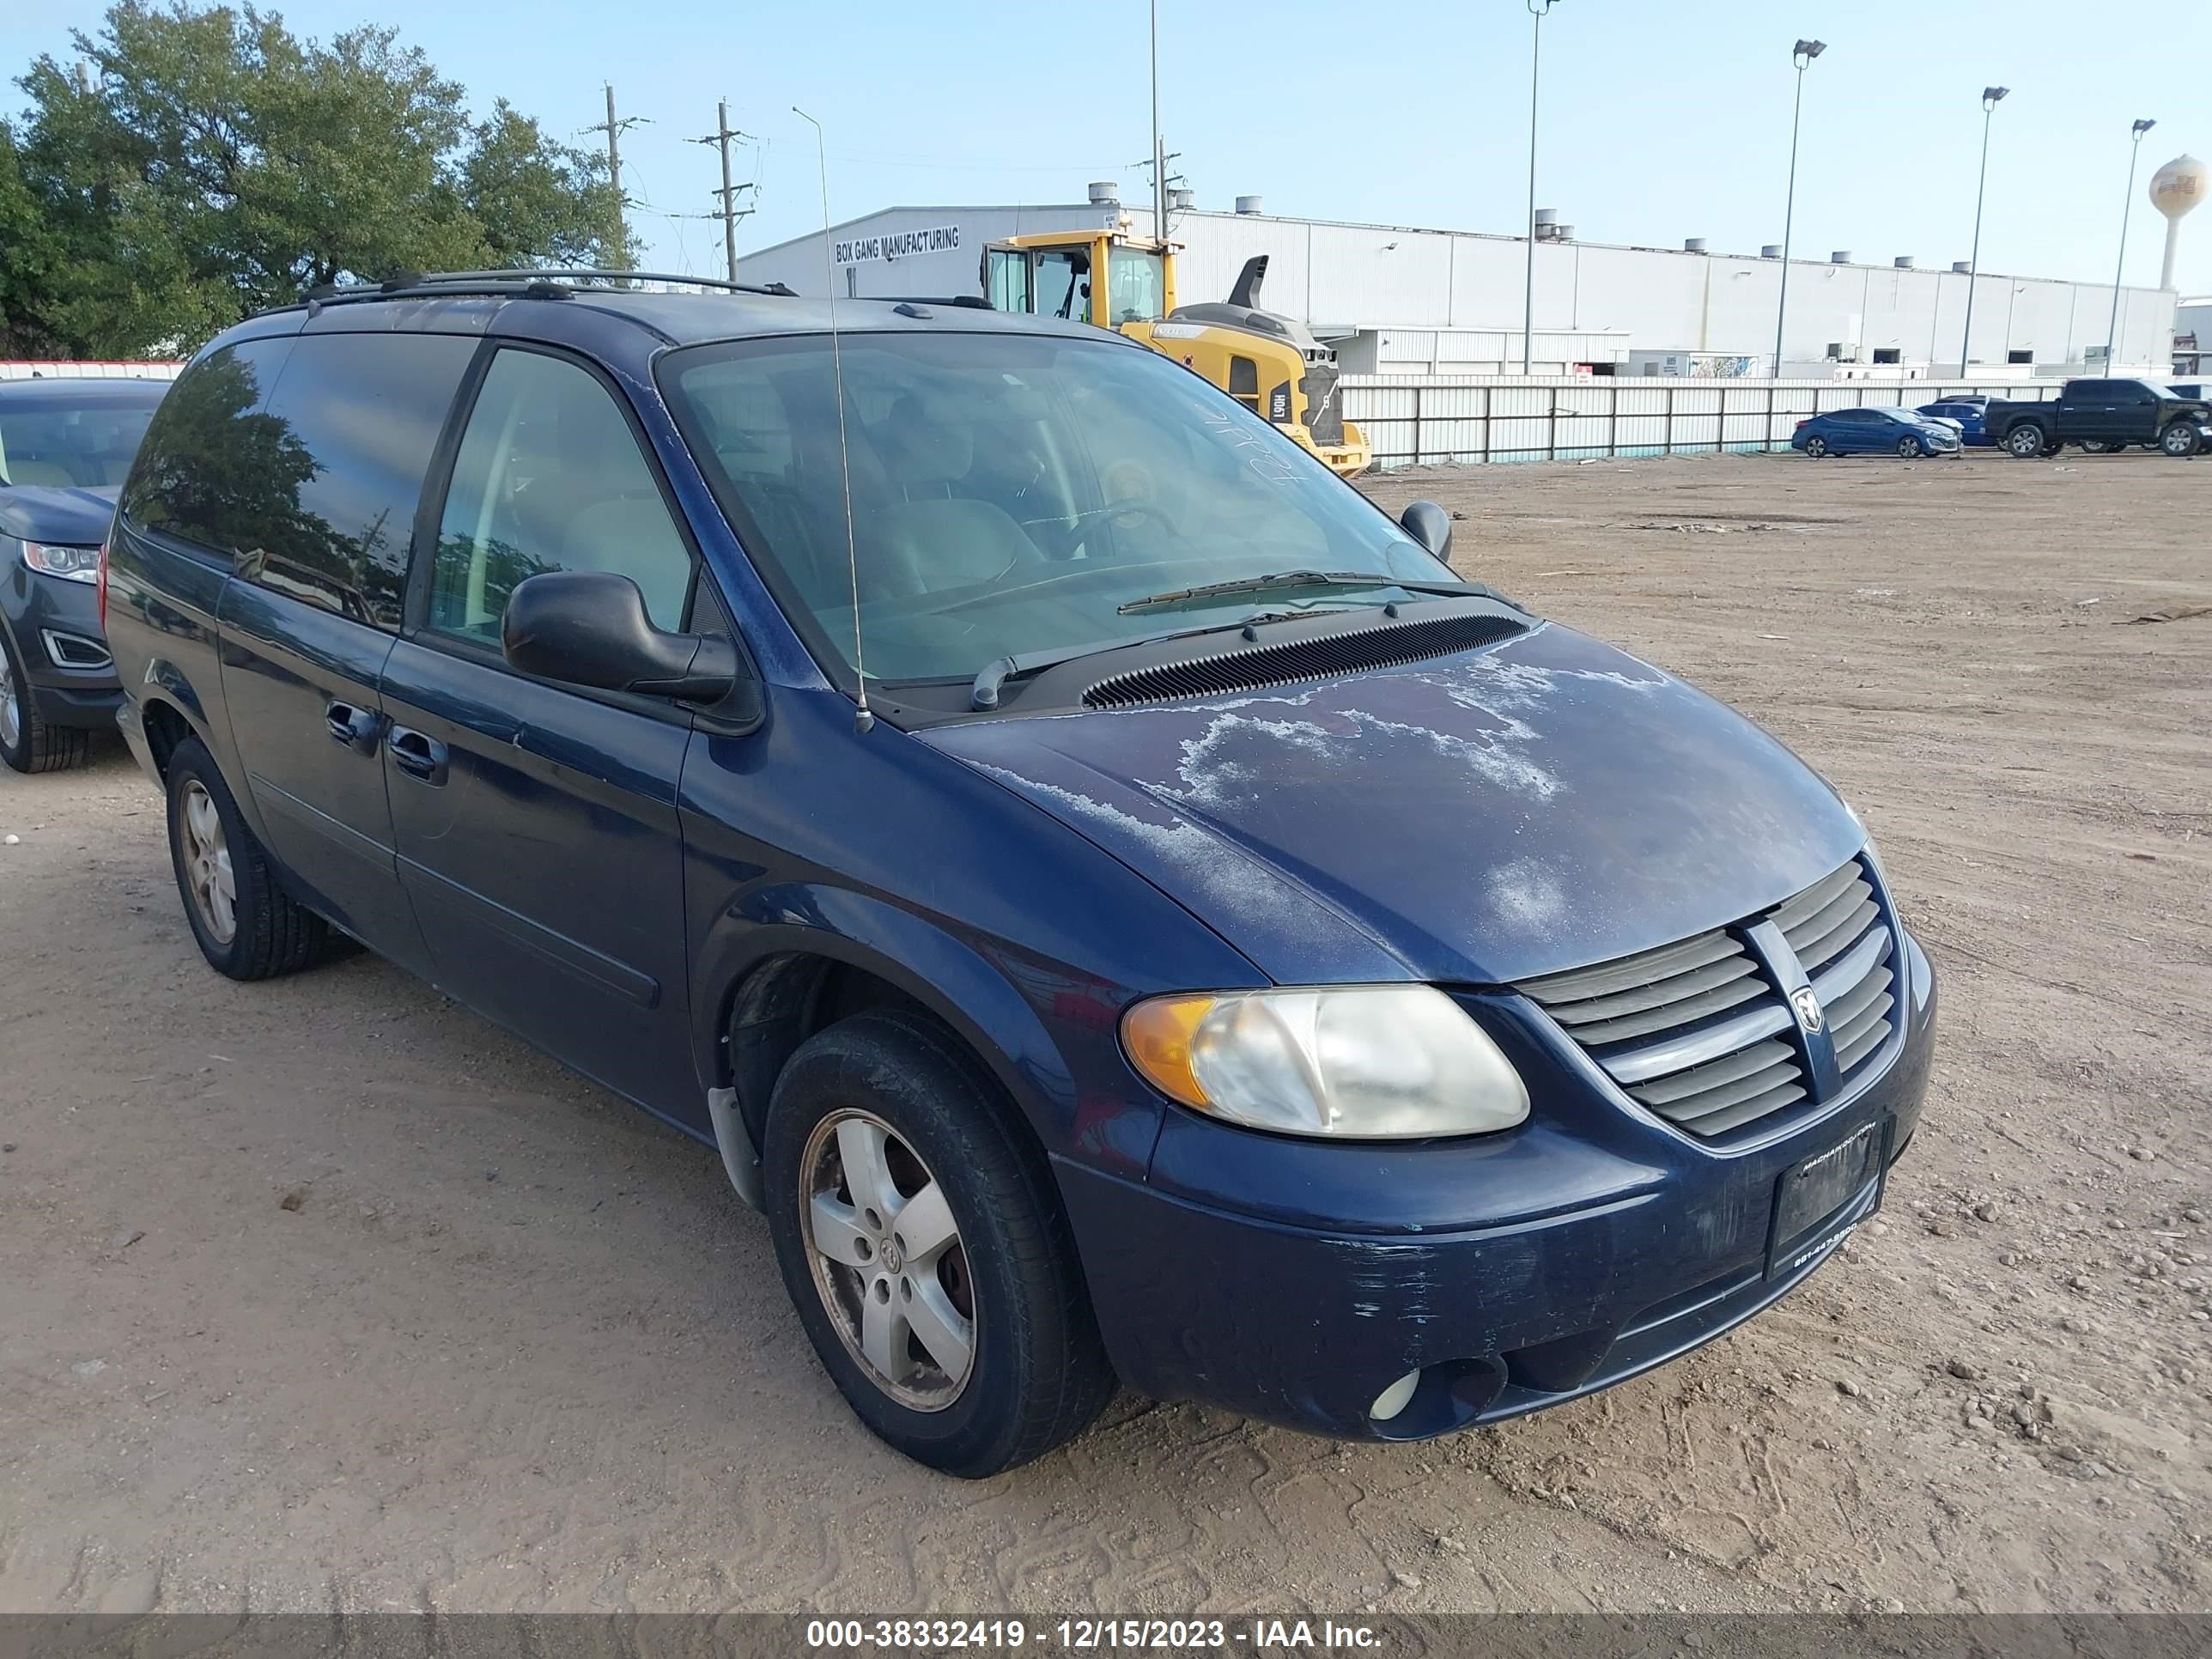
[[1985, 379, 2212, 459]]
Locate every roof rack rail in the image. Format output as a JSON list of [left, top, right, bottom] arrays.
[[877, 295, 994, 309], [296, 269, 799, 306]]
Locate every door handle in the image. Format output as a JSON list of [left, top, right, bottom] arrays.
[[388, 726, 450, 786], [326, 700, 382, 754]]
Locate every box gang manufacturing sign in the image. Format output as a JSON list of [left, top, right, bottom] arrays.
[[835, 224, 961, 265]]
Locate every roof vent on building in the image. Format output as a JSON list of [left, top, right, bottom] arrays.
[[1895, 255, 1915, 268], [1234, 194, 1264, 216], [1952, 260, 1972, 273], [1832, 250, 1851, 264], [1087, 180, 1120, 206], [1761, 245, 1784, 259], [1167, 186, 1195, 211], [1685, 237, 1708, 253], [1554, 224, 1575, 242]]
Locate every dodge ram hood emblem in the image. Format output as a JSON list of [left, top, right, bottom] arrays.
[[1790, 986, 1826, 1035]]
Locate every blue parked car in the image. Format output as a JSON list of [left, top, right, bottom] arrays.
[[0, 375, 167, 770], [104, 272, 1935, 1475], [1792, 405, 1962, 458], [1917, 398, 1993, 447]]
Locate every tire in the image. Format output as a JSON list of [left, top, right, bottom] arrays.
[[1803, 435, 1828, 458], [2160, 422, 2203, 459], [2004, 422, 2051, 459], [0, 625, 91, 775], [1896, 435, 1920, 459], [763, 1008, 1115, 1477], [2079, 440, 2117, 454], [164, 736, 331, 980]]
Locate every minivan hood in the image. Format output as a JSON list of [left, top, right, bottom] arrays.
[[923, 622, 1865, 987], [0, 484, 118, 548]]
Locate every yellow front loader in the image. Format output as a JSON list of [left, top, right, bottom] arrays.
[[982, 229, 1370, 477]]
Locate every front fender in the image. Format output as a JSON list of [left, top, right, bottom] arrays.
[[689, 883, 1164, 1182]]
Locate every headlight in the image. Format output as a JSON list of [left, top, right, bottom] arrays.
[[1121, 985, 1528, 1139], [21, 541, 101, 585]]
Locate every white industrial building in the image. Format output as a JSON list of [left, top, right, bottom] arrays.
[[739, 189, 2177, 381]]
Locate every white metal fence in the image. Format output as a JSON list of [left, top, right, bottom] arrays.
[[1342, 375, 2063, 469], [1, 360, 185, 382]]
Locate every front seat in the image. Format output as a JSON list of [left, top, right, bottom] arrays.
[[861, 397, 1042, 597], [870, 497, 1045, 599]]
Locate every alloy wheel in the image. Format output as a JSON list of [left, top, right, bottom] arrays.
[[0, 653, 20, 753], [1805, 436, 1827, 458], [179, 780, 237, 945], [1897, 436, 1918, 458], [799, 1109, 976, 1411]]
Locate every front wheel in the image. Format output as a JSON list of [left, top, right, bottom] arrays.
[[763, 1009, 1115, 1477], [1803, 435, 1828, 459], [2160, 422, 2203, 458], [1896, 435, 1921, 459], [2004, 423, 2051, 459], [0, 627, 91, 775]]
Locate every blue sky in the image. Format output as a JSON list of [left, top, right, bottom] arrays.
[[8, 0, 2209, 297]]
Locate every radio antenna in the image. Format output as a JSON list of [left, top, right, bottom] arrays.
[[793, 105, 872, 735]]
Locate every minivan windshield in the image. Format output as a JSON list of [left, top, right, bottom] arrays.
[[0, 391, 162, 489], [662, 331, 1454, 686]]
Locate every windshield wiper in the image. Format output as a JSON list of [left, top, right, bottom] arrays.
[[1115, 569, 1479, 615]]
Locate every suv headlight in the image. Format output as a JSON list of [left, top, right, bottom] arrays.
[[22, 541, 101, 585], [1122, 985, 1528, 1139]]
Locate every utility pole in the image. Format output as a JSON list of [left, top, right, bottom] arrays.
[[1149, 0, 1166, 238], [589, 85, 645, 275], [696, 100, 755, 283]]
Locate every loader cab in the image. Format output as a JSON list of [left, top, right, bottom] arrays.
[[984, 231, 1176, 330]]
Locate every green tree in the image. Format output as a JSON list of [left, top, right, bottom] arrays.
[[7, 1, 631, 357]]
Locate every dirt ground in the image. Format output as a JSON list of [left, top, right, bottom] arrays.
[[2, 449, 2207, 1616]]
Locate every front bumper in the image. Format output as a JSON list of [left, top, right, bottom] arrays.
[[1060, 926, 1936, 1441], [3, 560, 121, 730]]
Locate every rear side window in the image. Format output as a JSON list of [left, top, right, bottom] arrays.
[[120, 337, 297, 553], [238, 333, 477, 630]]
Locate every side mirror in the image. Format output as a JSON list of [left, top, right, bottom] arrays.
[[502, 570, 739, 703], [1401, 500, 1454, 561]]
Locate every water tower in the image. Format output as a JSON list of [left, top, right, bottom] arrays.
[[2150, 155, 2208, 289]]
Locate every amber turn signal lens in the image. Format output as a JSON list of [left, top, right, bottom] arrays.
[[1121, 994, 1216, 1108]]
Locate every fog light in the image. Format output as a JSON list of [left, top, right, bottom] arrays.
[[1370, 1369, 1422, 1422]]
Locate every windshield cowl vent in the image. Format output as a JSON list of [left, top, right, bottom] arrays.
[[1079, 612, 1528, 710]]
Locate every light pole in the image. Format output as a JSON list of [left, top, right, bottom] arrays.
[[2107, 118, 2155, 373], [1522, 0, 1559, 374], [1771, 39, 1825, 379], [1958, 87, 2008, 375]]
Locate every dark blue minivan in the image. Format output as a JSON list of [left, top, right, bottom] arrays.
[[103, 272, 1935, 1475]]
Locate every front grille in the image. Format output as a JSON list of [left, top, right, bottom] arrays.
[[1518, 854, 1895, 1138], [1079, 612, 1526, 710]]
